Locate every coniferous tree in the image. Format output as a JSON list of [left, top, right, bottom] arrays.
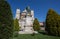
[[0, 0, 13, 39], [14, 19, 19, 31], [57, 15, 60, 36], [33, 18, 40, 32], [14, 19, 19, 37], [45, 9, 60, 36]]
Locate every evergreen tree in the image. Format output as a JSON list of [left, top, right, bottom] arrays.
[[0, 0, 13, 39], [57, 15, 60, 36], [14, 19, 19, 37], [45, 9, 60, 36], [14, 19, 19, 31], [33, 18, 40, 32]]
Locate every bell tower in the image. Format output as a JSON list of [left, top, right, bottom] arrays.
[[16, 8, 20, 19]]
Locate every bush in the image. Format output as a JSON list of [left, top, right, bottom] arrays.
[[31, 33, 35, 36]]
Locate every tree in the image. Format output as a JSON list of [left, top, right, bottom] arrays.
[[14, 19, 19, 31], [0, 0, 13, 39], [45, 9, 60, 36], [14, 19, 19, 37], [33, 18, 40, 32], [57, 15, 60, 36]]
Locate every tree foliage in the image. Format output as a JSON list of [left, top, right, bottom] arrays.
[[0, 0, 13, 39], [14, 19, 19, 31], [45, 9, 60, 36], [57, 15, 60, 36], [33, 18, 40, 32]]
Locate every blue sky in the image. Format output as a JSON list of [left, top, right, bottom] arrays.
[[7, 0, 60, 22]]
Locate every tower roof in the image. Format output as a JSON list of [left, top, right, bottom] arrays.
[[26, 6, 30, 10], [26, 6, 31, 12], [16, 8, 20, 13]]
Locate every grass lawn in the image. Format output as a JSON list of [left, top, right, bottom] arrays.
[[12, 33, 60, 39]]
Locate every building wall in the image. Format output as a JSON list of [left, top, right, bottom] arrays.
[[16, 7, 34, 33], [39, 22, 45, 31]]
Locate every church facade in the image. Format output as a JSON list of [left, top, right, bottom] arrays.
[[15, 6, 34, 34]]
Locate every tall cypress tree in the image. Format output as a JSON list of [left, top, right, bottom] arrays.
[[57, 15, 60, 36], [14, 19, 19, 37], [14, 19, 19, 31], [33, 18, 40, 32], [45, 9, 59, 36], [0, 0, 13, 39]]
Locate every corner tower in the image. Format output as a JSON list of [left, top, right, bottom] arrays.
[[16, 8, 20, 19]]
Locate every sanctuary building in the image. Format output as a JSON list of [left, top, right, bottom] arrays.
[[15, 6, 34, 34]]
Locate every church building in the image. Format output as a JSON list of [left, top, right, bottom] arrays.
[[15, 6, 35, 34]]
